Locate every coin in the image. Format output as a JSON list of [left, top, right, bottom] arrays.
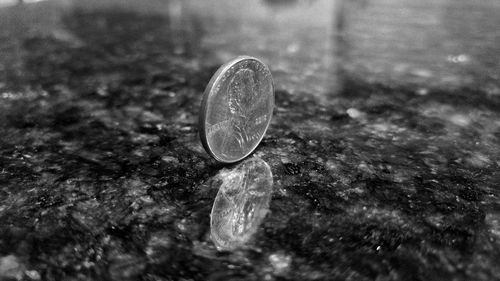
[[210, 156, 273, 250], [199, 56, 274, 163]]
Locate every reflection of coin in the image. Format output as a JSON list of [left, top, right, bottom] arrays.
[[210, 157, 273, 251], [199, 56, 274, 163]]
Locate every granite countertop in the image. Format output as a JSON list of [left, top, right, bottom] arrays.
[[1, 0, 500, 280]]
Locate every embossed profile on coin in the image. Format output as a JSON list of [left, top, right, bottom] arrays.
[[210, 157, 273, 251], [199, 56, 274, 163], [227, 68, 261, 150]]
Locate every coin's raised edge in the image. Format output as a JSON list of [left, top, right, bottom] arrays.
[[198, 55, 274, 163]]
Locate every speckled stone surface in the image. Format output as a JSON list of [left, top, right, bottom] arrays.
[[1, 0, 500, 280]]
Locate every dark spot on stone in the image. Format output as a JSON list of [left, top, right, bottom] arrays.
[[284, 163, 301, 175]]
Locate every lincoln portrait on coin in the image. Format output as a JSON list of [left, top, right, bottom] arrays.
[[199, 56, 274, 163]]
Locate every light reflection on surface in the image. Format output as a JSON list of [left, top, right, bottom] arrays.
[[210, 156, 273, 251], [0, 0, 48, 7], [0, 0, 17, 8], [2, 0, 499, 97]]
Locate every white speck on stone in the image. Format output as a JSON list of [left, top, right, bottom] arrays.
[[417, 88, 428, 96], [425, 214, 444, 228], [358, 162, 374, 174], [372, 123, 389, 132], [141, 110, 164, 122], [145, 231, 171, 259], [109, 254, 146, 280], [132, 149, 145, 157], [449, 114, 470, 127], [131, 133, 160, 144], [308, 171, 320, 178], [485, 212, 500, 239], [286, 43, 300, 53], [325, 160, 338, 171], [269, 253, 291, 274], [161, 156, 179, 164], [412, 69, 433, 78], [346, 108, 363, 119], [0, 255, 25, 280], [25, 270, 40, 280], [176, 219, 188, 232], [125, 179, 148, 197], [308, 140, 318, 146], [485, 84, 500, 96], [466, 153, 491, 168], [447, 54, 470, 64]]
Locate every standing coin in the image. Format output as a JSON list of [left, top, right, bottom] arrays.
[[199, 56, 274, 163]]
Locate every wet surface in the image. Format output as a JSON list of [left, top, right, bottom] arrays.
[[0, 0, 500, 280]]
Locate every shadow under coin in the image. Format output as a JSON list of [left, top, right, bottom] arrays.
[[210, 156, 273, 251]]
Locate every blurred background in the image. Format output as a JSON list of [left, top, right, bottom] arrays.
[[1, 0, 500, 280], [2, 0, 499, 100]]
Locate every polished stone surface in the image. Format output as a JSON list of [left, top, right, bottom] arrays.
[[1, 0, 500, 280]]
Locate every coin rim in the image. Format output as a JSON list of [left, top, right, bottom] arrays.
[[199, 56, 274, 163]]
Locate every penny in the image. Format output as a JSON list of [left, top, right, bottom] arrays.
[[199, 56, 274, 163], [210, 156, 273, 250]]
